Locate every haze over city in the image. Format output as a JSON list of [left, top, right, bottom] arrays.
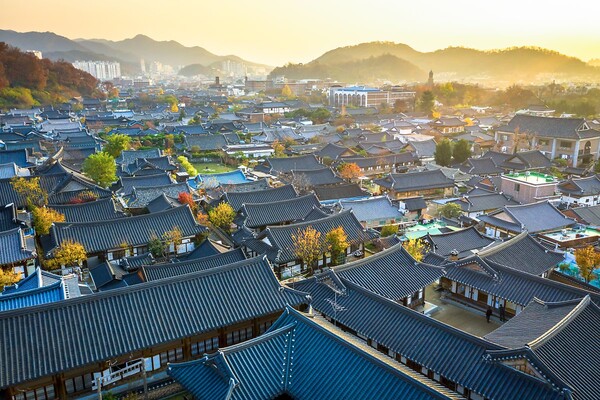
[[1, 0, 600, 65]]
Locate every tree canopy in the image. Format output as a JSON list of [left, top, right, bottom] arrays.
[[452, 139, 472, 163], [434, 139, 453, 167], [82, 152, 117, 188], [177, 156, 198, 177], [418, 90, 435, 116], [49, 240, 86, 269], [10, 176, 47, 209], [574, 246, 599, 283], [32, 207, 65, 235], [326, 226, 349, 266], [292, 226, 324, 275], [403, 238, 425, 262], [439, 203, 462, 219], [104, 134, 131, 158], [208, 203, 236, 232], [337, 162, 362, 180]]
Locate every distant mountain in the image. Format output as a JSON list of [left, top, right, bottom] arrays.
[[178, 63, 217, 77], [271, 41, 600, 84], [273, 54, 424, 83], [0, 30, 271, 74], [589, 59, 600, 67]]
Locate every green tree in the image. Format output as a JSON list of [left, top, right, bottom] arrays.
[[148, 233, 165, 259], [32, 207, 65, 235], [439, 203, 462, 219], [418, 90, 435, 116], [82, 152, 117, 188], [163, 226, 183, 260], [208, 203, 236, 232], [452, 139, 472, 163], [10, 176, 48, 209], [177, 156, 198, 177], [104, 134, 131, 158], [434, 139, 453, 167], [326, 226, 349, 266], [380, 225, 399, 237]]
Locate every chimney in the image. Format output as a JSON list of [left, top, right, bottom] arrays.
[[449, 249, 459, 261]]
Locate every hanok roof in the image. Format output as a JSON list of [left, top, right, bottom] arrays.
[[218, 178, 270, 193], [334, 244, 444, 301], [484, 296, 600, 400], [185, 134, 228, 151], [123, 182, 192, 208], [477, 232, 564, 276], [313, 183, 370, 202], [294, 274, 566, 400], [500, 151, 552, 171], [427, 227, 496, 258], [449, 193, 519, 213], [0, 269, 82, 311], [145, 193, 181, 213], [339, 196, 402, 223], [290, 167, 343, 187], [315, 143, 356, 160], [118, 172, 173, 196], [459, 157, 504, 175], [479, 200, 576, 234], [0, 204, 19, 232], [264, 154, 323, 174], [442, 256, 600, 307], [0, 162, 30, 179], [374, 170, 454, 192], [558, 175, 600, 196], [0, 228, 34, 266], [337, 153, 417, 169], [224, 185, 298, 211], [49, 198, 125, 223], [405, 138, 437, 158], [248, 210, 378, 263], [47, 206, 205, 255], [115, 149, 162, 164], [237, 193, 322, 229], [0, 256, 310, 390], [497, 114, 599, 140], [140, 248, 247, 282], [565, 204, 600, 226], [168, 307, 453, 400], [0, 149, 30, 167]]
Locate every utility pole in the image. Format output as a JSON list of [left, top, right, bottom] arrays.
[[96, 376, 102, 400]]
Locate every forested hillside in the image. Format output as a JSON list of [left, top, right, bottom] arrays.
[[0, 42, 100, 108]]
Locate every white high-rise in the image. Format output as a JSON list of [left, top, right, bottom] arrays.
[[72, 61, 121, 81]]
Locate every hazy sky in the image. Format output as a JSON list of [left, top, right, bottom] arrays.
[[1, 0, 599, 66]]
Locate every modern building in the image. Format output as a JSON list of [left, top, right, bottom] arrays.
[[499, 172, 558, 204], [330, 86, 415, 108], [558, 174, 600, 207], [72, 60, 121, 80], [494, 115, 600, 167]]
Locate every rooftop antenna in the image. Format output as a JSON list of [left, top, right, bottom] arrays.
[[325, 286, 347, 327]]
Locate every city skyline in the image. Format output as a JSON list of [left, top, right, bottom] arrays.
[[1, 0, 599, 66]]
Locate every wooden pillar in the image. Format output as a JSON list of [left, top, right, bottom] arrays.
[[182, 338, 192, 361], [53, 374, 67, 400], [252, 318, 260, 338], [218, 327, 227, 348]]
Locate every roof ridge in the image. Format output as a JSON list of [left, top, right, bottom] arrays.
[[241, 193, 318, 208], [528, 295, 591, 349], [53, 204, 195, 227], [476, 231, 527, 257], [0, 255, 298, 318]]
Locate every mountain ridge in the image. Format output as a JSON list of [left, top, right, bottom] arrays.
[[271, 41, 600, 84], [0, 30, 271, 73]]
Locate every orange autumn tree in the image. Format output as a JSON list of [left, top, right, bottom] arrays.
[[574, 246, 600, 283], [337, 162, 361, 180], [178, 192, 197, 213]]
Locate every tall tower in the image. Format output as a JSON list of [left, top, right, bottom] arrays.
[[427, 70, 434, 89], [140, 59, 146, 74]]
